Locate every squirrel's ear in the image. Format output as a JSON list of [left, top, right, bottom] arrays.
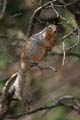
[[46, 22, 49, 27]]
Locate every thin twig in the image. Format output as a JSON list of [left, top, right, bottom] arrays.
[[65, 28, 80, 51], [0, 0, 7, 19], [50, 2, 66, 20], [10, 12, 23, 18], [37, 63, 57, 72], [38, 0, 45, 7], [50, 2, 75, 29], [62, 42, 65, 65], [54, 1, 79, 8]]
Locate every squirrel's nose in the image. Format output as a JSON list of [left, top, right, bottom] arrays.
[[53, 25, 57, 30]]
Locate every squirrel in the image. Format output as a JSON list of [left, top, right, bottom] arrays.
[[21, 24, 57, 72], [0, 24, 57, 113], [19, 24, 57, 111]]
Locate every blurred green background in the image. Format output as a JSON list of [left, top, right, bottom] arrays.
[[0, 0, 80, 120]]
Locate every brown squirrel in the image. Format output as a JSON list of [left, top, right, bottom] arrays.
[[21, 24, 57, 72], [0, 24, 57, 113]]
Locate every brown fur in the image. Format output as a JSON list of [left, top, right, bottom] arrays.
[[21, 24, 57, 71]]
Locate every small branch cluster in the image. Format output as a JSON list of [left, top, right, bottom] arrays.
[[26, 0, 79, 38]]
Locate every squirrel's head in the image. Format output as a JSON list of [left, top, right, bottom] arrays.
[[45, 24, 57, 47], [46, 24, 57, 34]]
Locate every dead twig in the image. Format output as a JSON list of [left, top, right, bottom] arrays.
[[49, 2, 66, 20], [65, 27, 80, 51], [38, 0, 45, 7], [54, 0, 79, 8], [0, 0, 7, 19], [62, 42, 65, 65]]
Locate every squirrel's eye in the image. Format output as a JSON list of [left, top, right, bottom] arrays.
[[48, 26, 52, 31]]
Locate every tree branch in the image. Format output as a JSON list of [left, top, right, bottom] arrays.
[[7, 96, 80, 119], [0, 73, 17, 119], [0, 0, 7, 19]]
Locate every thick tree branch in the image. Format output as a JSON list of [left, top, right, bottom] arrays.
[[0, 73, 17, 119]]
